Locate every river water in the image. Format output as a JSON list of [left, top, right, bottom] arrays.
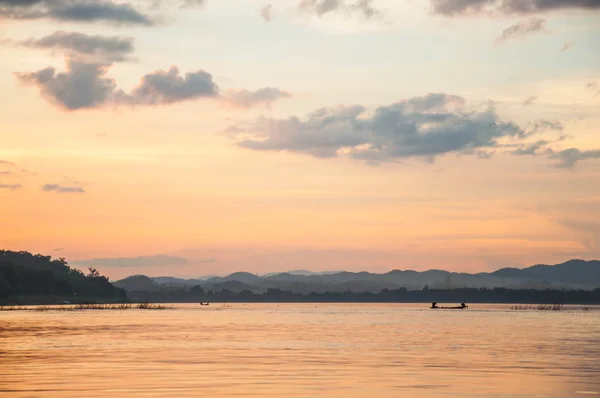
[[1, 303, 599, 397]]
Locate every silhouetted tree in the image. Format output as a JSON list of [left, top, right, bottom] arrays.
[[190, 285, 205, 296]]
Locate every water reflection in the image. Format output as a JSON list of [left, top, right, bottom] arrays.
[[1, 303, 599, 397]]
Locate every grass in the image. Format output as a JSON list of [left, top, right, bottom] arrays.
[[0, 303, 173, 311]]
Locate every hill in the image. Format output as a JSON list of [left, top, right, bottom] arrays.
[[116, 259, 600, 295], [0, 250, 126, 304]]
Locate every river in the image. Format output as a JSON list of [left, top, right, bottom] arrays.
[[1, 303, 599, 397]]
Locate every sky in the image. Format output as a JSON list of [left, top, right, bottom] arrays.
[[1, 0, 599, 280]]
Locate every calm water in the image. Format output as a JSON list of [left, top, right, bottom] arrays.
[[1, 303, 599, 397]]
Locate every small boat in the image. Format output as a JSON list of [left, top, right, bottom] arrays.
[[200, 302, 210, 306], [430, 302, 468, 309]]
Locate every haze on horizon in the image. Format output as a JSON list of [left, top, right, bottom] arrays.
[[1, 0, 599, 280]]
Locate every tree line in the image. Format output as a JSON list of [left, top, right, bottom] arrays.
[[0, 250, 126, 304], [128, 285, 600, 304]]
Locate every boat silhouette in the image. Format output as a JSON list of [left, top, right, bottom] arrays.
[[430, 302, 468, 309]]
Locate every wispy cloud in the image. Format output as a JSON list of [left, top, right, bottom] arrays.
[[42, 184, 86, 193], [20, 31, 135, 62], [299, 0, 381, 19], [0, 184, 22, 191], [0, 160, 17, 168], [586, 82, 600, 96], [260, 4, 273, 22], [549, 148, 600, 168], [430, 0, 600, 16], [73, 255, 189, 267], [495, 18, 547, 44], [523, 96, 537, 106], [560, 42, 574, 52], [225, 87, 290, 108]]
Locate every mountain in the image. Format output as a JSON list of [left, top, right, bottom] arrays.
[[489, 259, 600, 286], [114, 259, 600, 294], [114, 275, 161, 292], [262, 270, 342, 277]]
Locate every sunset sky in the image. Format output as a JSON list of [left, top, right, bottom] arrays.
[[1, 0, 599, 279]]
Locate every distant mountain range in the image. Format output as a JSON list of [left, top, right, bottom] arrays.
[[114, 259, 600, 293]]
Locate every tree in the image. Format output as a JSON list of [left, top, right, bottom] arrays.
[[87, 267, 101, 278], [190, 285, 205, 296]]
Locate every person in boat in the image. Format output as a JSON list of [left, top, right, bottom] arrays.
[[431, 302, 438, 309], [460, 303, 467, 308]]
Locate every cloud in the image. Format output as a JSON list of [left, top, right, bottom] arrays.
[[495, 18, 547, 44], [42, 183, 86, 193], [558, 218, 600, 251], [586, 82, 600, 96], [0, 184, 22, 191], [526, 120, 563, 135], [131, 66, 219, 105], [509, 139, 549, 156], [16, 59, 128, 110], [0, 160, 17, 168], [20, 31, 135, 62], [560, 42, 574, 52], [73, 255, 189, 267], [260, 4, 273, 22], [549, 148, 600, 168], [523, 96, 537, 106], [226, 87, 290, 108], [16, 58, 219, 110], [299, 0, 380, 18], [0, 0, 153, 25], [229, 93, 535, 163], [430, 0, 600, 16], [351, 0, 380, 18]]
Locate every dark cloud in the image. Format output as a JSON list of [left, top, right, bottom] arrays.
[[226, 87, 290, 108], [260, 4, 273, 22], [16, 59, 128, 110], [299, 0, 380, 18], [430, 0, 600, 16], [0, 0, 153, 25], [0, 184, 22, 191], [495, 18, 546, 43], [42, 183, 86, 193], [131, 66, 219, 105], [16, 59, 219, 110], [549, 148, 600, 168], [230, 93, 533, 163], [72, 255, 189, 267], [20, 31, 135, 62]]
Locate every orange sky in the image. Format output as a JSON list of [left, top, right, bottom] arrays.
[[1, 0, 599, 279]]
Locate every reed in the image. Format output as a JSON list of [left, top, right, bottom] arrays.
[[510, 304, 565, 311], [0, 303, 174, 311]]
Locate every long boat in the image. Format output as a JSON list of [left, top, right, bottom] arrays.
[[430, 302, 468, 309]]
